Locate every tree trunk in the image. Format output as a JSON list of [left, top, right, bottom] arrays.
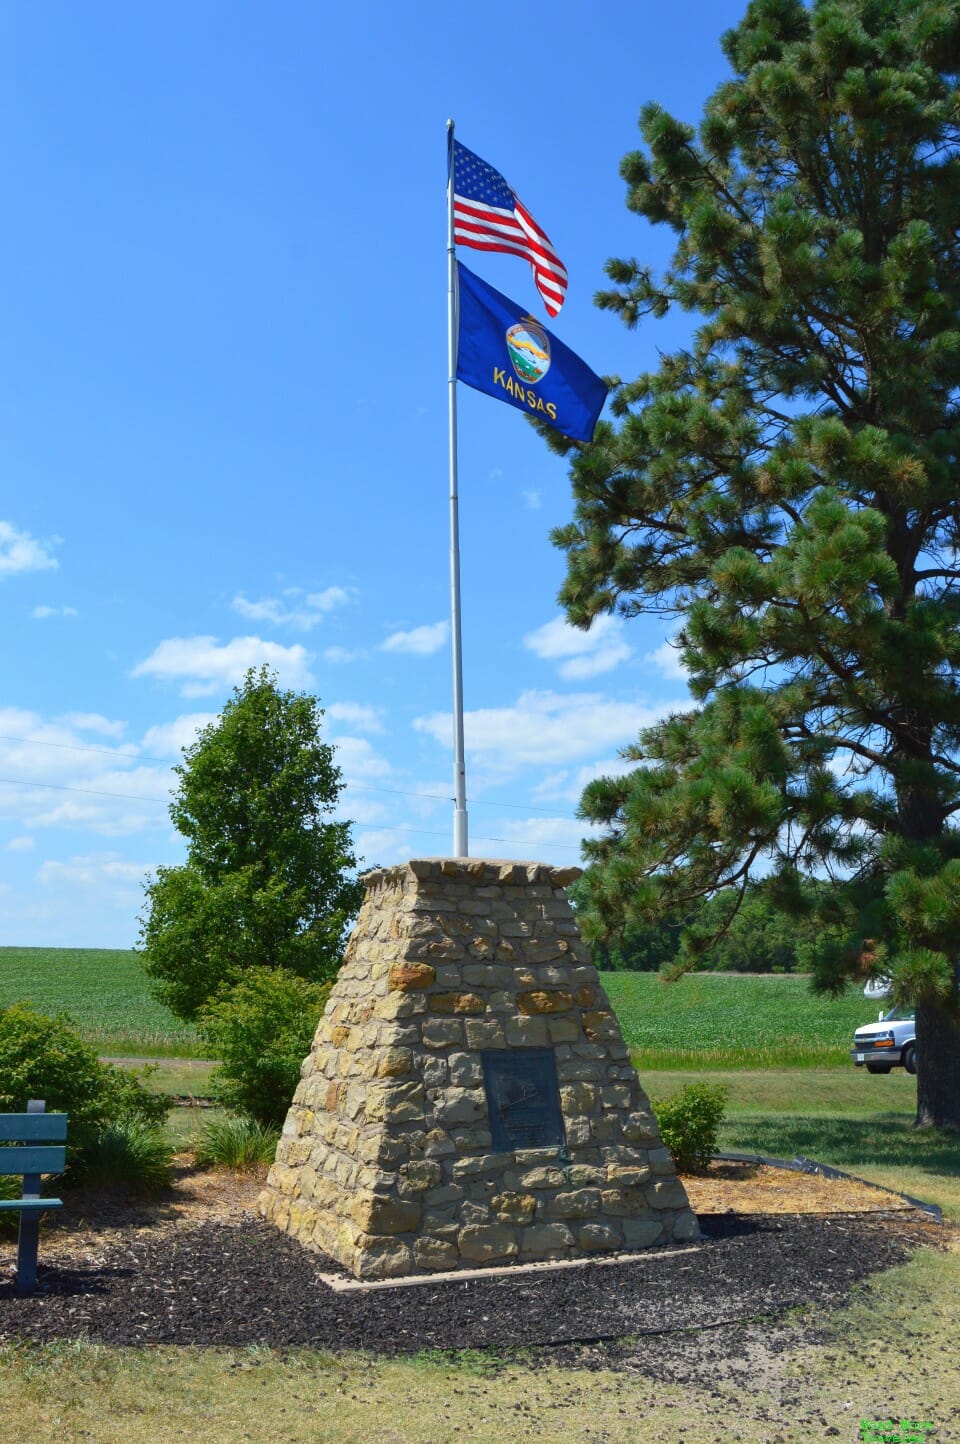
[[914, 997, 960, 1130]]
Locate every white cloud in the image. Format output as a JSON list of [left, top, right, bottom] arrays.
[[0, 708, 173, 838], [132, 635, 313, 695], [534, 755, 636, 804], [141, 713, 218, 759], [32, 604, 77, 620], [326, 702, 385, 734], [381, 621, 449, 656], [524, 615, 631, 680], [0, 522, 59, 577], [231, 586, 353, 631], [645, 634, 688, 681], [522, 489, 542, 510], [333, 735, 393, 783], [484, 815, 594, 858], [38, 852, 153, 888], [415, 689, 672, 773], [323, 646, 366, 664], [61, 713, 126, 738], [354, 826, 417, 867], [7, 836, 34, 852]]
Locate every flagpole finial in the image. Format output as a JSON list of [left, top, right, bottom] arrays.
[[446, 118, 454, 132]]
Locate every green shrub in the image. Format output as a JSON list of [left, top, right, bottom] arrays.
[[194, 1114, 280, 1170], [655, 1082, 728, 1173], [0, 1003, 167, 1170], [198, 967, 332, 1128], [75, 1121, 174, 1194]]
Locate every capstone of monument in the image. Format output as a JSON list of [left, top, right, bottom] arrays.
[[259, 857, 697, 1279]]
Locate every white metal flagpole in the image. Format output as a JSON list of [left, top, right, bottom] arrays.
[[447, 119, 469, 857]]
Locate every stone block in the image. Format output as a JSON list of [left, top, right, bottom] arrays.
[[621, 1112, 662, 1146], [448, 1052, 482, 1087], [557, 1058, 601, 1082], [374, 992, 427, 1021], [504, 1016, 550, 1047], [517, 989, 574, 1015], [519, 1165, 566, 1190], [366, 1081, 426, 1124], [435, 1087, 488, 1126], [449, 1126, 492, 1150], [520, 1223, 574, 1255], [452, 1153, 509, 1180], [458, 1224, 518, 1261], [621, 1218, 664, 1249], [490, 1192, 536, 1224], [350, 1195, 421, 1235], [672, 1209, 701, 1241], [645, 1179, 689, 1210], [577, 1222, 622, 1252], [414, 1237, 460, 1271], [547, 1017, 580, 1044], [429, 992, 486, 1015], [420, 1056, 448, 1089], [422, 1018, 465, 1048], [560, 1082, 599, 1114], [464, 1019, 507, 1049], [423, 1128, 456, 1157], [388, 962, 437, 992], [606, 1165, 652, 1189], [581, 1009, 620, 1041], [424, 1183, 464, 1206], [399, 1160, 442, 1192], [544, 1188, 602, 1220], [377, 1048, 413, 1078], [354, 1236, 416, 1279]]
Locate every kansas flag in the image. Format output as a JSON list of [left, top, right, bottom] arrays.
[[456, 263, 607, 444]]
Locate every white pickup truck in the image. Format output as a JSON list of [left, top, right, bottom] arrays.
[[851, 1004, 916, 1075]]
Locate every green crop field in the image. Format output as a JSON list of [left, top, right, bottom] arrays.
[[0, 947, 202, 1057], [0, 949, 882, 1065], [601, 970, 877, 1067]]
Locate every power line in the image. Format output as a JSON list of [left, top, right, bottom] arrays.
[[0, 775, 586, 855], [0, 732, 582, 818]]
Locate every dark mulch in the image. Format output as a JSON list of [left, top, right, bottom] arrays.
[[0, 1211, 940, 1366]]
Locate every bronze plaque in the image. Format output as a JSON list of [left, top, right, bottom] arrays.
[[481, 1048, 565, 1152]]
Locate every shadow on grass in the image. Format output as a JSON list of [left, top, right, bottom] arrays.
[[721, 1113, 959, 1177]]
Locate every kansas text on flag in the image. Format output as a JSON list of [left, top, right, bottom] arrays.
[[456, 263, 607, 444], [453, 141, 568, 317]]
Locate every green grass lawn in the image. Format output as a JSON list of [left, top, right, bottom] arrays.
[[602, 969, 877, 1066], [0, 947, 202, 1057]]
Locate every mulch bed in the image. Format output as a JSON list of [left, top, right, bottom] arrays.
[[0, 1200, 942, 1360]]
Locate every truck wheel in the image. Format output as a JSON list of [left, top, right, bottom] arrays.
[[902, 1043, 917, 1075], [865, 1063, 892, 1074]]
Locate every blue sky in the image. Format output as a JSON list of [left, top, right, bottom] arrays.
[[0, 0, 750, 946]]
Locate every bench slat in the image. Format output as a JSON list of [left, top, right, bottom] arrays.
[[0, 1114, 68, 1142], [0, 1145, 66, 1175], [0, 1198, 63, 1211]]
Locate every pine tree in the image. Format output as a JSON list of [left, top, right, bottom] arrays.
[[552, 0, 960, 1127]]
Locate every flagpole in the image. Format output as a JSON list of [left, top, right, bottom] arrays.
[[447, 119, 468, 857]]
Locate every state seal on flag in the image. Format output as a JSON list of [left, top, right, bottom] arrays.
[[506, 319, 551, 385]]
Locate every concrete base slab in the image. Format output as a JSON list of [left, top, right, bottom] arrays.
[[317, 1242, 705, 1293]]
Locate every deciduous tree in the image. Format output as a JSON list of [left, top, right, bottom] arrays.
[[140, 668, 362, 1020]]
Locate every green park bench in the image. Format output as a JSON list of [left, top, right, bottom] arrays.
[[0, 1100, 67, 1295]]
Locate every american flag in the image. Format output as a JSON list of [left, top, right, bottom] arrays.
[[452, 140, 568, 318]]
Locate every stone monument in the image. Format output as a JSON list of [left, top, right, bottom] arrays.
[[259, 858, 697, 1279]]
